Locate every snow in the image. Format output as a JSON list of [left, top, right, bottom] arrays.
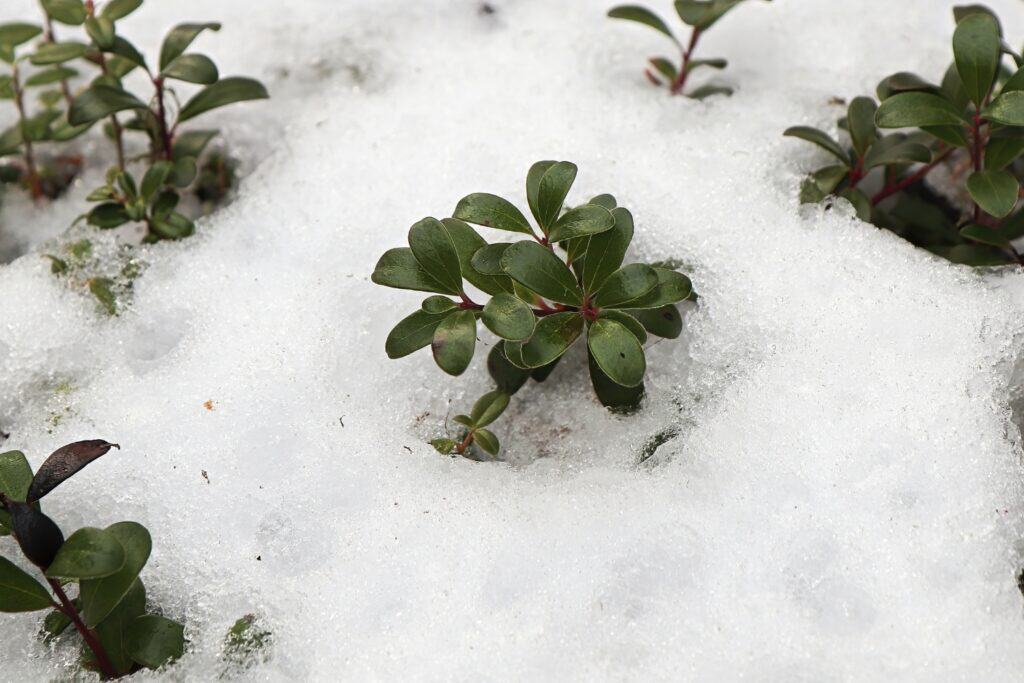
[[2, 0, 1024, 679]]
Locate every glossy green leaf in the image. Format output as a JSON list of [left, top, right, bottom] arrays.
[[626, 305, 683, 339], [0, 556, 52, 612], [482, 293, 535, 341], [953, 12, 1001, 107], [148, 212, 195, 241], [0, 23, 43, 48], [864, 137, 932, 168], [875, 92, 968, 128], [84, 16, 115, 50], [589, 194, 617, 210], [841, 187, 872, 222], [101, 0, 142, 20], [177, 77, 269, 123], [613, 267, 691, 309], [162, 53, 218, 84], [160, 22, 220, 70], [68, 85, 147, 126], [582, 207, 633, 294], [438, 218, 512, 295], [41, 0, 86, 25], [372, 247, 448, 294], [46, 527, 125, 579], [588, 349, 644, 412], [1002, 65, 1024, 95], [421, 295, 457, 313], [432, 310, 476, 376], [593, 263, 658, 308], [87, 578, 144, 676], [80, 522, 151, 628], [688, 84, 733, 100], [536, 161, 577, 231], [876, 71, 941, 100], [487, 344, 530, 395], [985, 130, 1024, 170], [966, 169, 1019, 218], [109, 36, 146, 70], [408, 217, 463, 295], [470, 242, 512, 276], [453, 193, 533, 234], [24, 66, 77, 86], [799, 165, 848, 203], [847, 96, 878, 157], [30, 41, 87, 65], [470, 390, 509, 428], [960, 222, 1011, 249], [430, 438, 457, 455], [526, 160, 556, 226], [508, 312, 583, 368], [500, 240, 583, 306], [0, 450, 32, 503], [985, 90, 1024, 125], [140, 161, 172, 200], [587, 318, 646, 387], [783, 126, 849, 165], [649, 57, 678, 82], [385, 309, 449, 359], [171, 129, 217, 160], [548, 204, 615, 244], [87, 202, 130, 229], [126, 614, 185, 669], [941, 62, 971, 113], [473, 428, 500, 456], [675, 0, 742, 29], [598, 309, 647, 343], [607, 6, 677, 43]]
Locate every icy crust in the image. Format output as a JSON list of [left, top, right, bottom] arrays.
[[2, 0, 1024, 679]]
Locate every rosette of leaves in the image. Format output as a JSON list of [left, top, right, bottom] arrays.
[[787, 5, 1024, 266], [82, 163, 198, 242], [607, 0, 770, 97], [0, 440, 185, 679], [372, 161, 693, 459]]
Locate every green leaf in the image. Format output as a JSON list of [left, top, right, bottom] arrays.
[[441, 219, 513, 296], [500, 241, 583, 306], [0, 556, 52, 612], [686, 57, 727, 73], [162, 53, 218, 84], [921, 125, 969, 148], [864, 137, 932, 168], [487, 345, 530, 395], [960, 222, 1011, 249], [1000, 209, 1024, 240], [941, 62, 971, 113], [452, 193, 533, 234], [41, 0, 87, 25], [966, 169, 1019, 218], [42, 602, 74, 639], [430, 438, 457, 454], [876, 72, 941, 100], [985, 90, 1024, 125], [1002, 65, 1024, 95], [470, 390, 509, 428], [84, 16, 115, 50], [168, 156, 197, 187], [432, 310, 477, 376], [385, 309, 449, 359], [582, 207, 633, 294], [526, 160, 556, 226], [28, 440, 119, 504], [30, 41, 87, 65], [421, 295, 457, 313], [140, 161, 172, 199], [87, 202, 130, 229], [783, 126, 849, 165], [46, 527, 125, 579], [87, 578, 144, 676], [536, 161, 577, 231], [408, 217, 463, 295], [126, 614, 185, 669], [593, 263, 658, 308], [160, 22, 220, 70], [177, 77, 269, 123], [847, 96, 878, 157], [372, 247, 449, 294], [675, 0, 742, 29], [148, 212, 194, 241], [25, 66, 77, 86], [473, 428, 500, 456], [589, 194, 617, 210], [598, 309, 647, 343], [840, 188, 872, 222], [799, 165, 848, 203], [588, 349, 644, 412], [171, 129, 217, 160], [0, 450, 32, 503], [874, 92, 968, 128], [946, 243, 1015, 265], [452, 414, 474, 428], [587, 318, 646, 388], [68, 85, 147, 126], [953, 12, 1001, 107], [689, 84, 733, 100], [470, 242, 511, 276], [101, 0, 142, 20], [985, 129, 1024, 169], [506, 312, 583, 368], [547, 204, 615, 243], [954, 4, 1001, 29], [0, 23, 43, 48], [649, 57, 678, 82], [625, 305, 683, 339], [607, 6, 678, 44], [612, 267, 691, 309], [80, 522, 151, 628], [482, 293, 535, 341], [109, 36, 146, 70]]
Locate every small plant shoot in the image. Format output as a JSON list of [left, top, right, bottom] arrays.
[[373, 161, 693, 459], [607, 0, 769, 98], [786, 5, 1024, 266], [0, 440, 185, 679]]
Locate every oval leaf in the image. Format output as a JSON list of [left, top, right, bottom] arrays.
[[985, 90, 1024, 126], [582, 207, 634, 295], [625, 304, 684, 339], [29, 41, 87, 65], [9, 502, 64, 568], [874, 92, 968, 128], [847, 96, 878, 157], [966, 169, 1019, 218], [588, 318, 646, 388], [509, 312, 584, 368], [453, 193, 532, 234], [953, 12, 1001, 107], [371, 247, 449, 294], [473, 428, 500, 456], [536, 161, 577, 231], [45, 527, 125, 579], [159, 22, 221, 70], [470, 390, 510, 428], [408, 217, 463, 295], [588, 349, 644, 412], [68, 85, 147, 126], [80, 521, 152, 628], [611, 268, 691, 309], [161, 53, 218, 84], [177, 77, 268, 123], [592, 263, 658, 308], [500, 241, 583, 306], [482, 293, 536, 341], [0, 556, 52, 612], [607, 6, 678, 43], [431, 310, 477, 376], [783, 126, 849, 165], [960, 222, 1011, 249], [28, 439, 119, 502], [547, 204, 615, 243], [526, 160, 556, 226], [385, 309, 449, 359]]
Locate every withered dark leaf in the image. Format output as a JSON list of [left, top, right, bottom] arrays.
[[8, 501, 65, 568], [27, 440, 120, 503]]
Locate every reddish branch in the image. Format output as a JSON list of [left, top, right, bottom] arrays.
[[47, 578, 117, 679], [10, 65, 42, 199], [669, 27, 702, 96], [870, 146, 953, 206]]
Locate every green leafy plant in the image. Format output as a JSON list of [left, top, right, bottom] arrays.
[[607, 0, 768, 98], [373, 161, 693, 459], [786, 5, 1024, 266], [0, 440, 185, 679]]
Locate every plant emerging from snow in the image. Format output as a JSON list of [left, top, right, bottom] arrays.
[[373, 161, 693, 459], [0, 440, 184, 679], [607, 0, 768, 98], [787, 5, 1024, 266]]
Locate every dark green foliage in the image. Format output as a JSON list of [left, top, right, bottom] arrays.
[[607, 1, 770, 97], [374, 161, 694, 459], [0, 439, 185, 679], [785, 4, 1024, 266]]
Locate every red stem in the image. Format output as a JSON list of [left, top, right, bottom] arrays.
[[47, 578, 118, 679], [870, 146, 953, 206], [669, 27, 702, 96], [454, 430, 474, 455], [153, 77, 174, 161], [10, 65, 43, 200]]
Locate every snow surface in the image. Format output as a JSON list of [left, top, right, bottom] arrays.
[[3, 0, 1024, 679]]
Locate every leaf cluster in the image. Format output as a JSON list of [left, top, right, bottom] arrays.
[[0, 440, 184, 677], [374, 161, 692, 458]]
